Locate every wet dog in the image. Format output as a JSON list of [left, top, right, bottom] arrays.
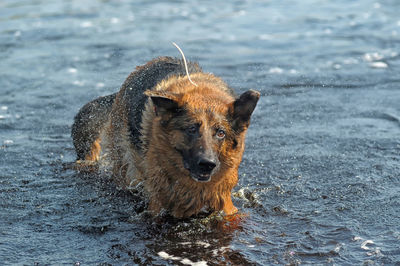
[[72, 56, 259, 218]]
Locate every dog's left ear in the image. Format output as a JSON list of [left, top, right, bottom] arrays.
[[229, 90, 260, 132], [144, 90, 181, 116], [150, 96, 179, 115]]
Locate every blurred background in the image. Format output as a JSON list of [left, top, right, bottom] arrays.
[[1, 0, 399, 264]]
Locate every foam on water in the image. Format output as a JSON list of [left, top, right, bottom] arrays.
[[80, 21, 93, 28], [269, 67, 284, 74], [68, 68, 78, 74], [369, 61, 388, 68], [158, 250, 208, 265]]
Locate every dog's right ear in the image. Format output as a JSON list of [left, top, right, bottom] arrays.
[[229, 89, 260, 132], [144, 90, 181, 116]]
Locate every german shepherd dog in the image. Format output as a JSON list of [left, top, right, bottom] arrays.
[[72, 56, 259, 218]]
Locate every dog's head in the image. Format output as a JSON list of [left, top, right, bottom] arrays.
[[145, 76, 259, 183]]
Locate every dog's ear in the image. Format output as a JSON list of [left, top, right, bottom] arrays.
[[150, 96, 179, 114], [145, 90, 181, 115], [229, 90, 260, 132]]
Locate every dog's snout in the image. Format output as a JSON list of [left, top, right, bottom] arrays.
[[197, 158, 217, 173]]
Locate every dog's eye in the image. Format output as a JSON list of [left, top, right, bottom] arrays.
[[216, 129, 226, 139], [185, 125, 198, 135]]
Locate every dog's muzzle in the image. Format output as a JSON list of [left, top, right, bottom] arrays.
[[183, 155, 218, 182]]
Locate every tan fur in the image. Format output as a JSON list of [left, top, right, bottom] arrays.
[[84, 138, 102, 161], [101, 74, 247, 217]]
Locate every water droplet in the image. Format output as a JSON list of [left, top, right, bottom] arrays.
[[364, 52, 383, 62], [269, 67, 283, 74], [80, 21, 93, 28], [73, 80, 85, 86], [369, 61, 388, 68], [68, 68, 77, 74], [373, 2, 381, 8], [259, 34, 273, 40], [333, 64, 341, 70], [110, 18, 120, 24]]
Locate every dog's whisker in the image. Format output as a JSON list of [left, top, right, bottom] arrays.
[[172, 42, 198, 87]]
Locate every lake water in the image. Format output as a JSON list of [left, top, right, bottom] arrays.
[[1, 0, 400, 264]]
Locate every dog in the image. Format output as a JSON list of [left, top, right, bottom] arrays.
[[71, 55, 259, 218]]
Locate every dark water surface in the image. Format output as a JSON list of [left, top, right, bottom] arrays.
[[1, 0, 400, 264]]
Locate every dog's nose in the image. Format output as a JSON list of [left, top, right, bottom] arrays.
[[197, 158, 217, 173]]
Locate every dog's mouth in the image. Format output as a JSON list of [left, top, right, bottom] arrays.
[[190, 172, 212, 182], [183, 160, 213, 182]]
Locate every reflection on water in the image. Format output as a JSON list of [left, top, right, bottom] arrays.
[[1, 0, 400, 264]]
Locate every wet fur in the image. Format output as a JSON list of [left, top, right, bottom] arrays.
[[72, 56, 259, 218]]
